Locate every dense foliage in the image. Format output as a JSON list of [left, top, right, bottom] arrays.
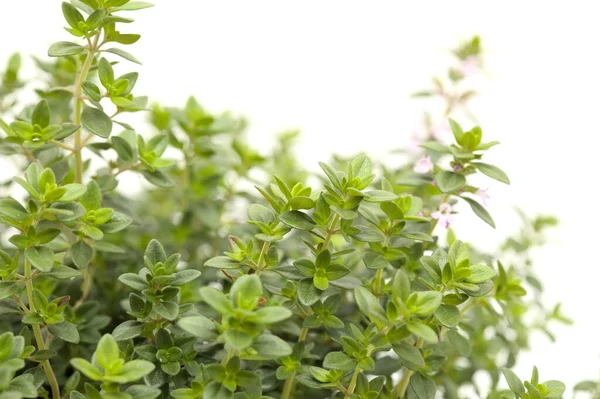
[[0, 1, 580, 399]]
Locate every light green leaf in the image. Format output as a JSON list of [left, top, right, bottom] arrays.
[[465, 264, 496, 284], [461, 196, 495, 228], [95, 334, 120, 370], [252, 334, 292, 359], [501, 368, 525, 396], [407, 321, 437, 343], [48, 321, 80, 343], [25, 246, 54, 272], [82, 107, 113, 138], [323, 351, 356, 371], [472, 162, 510, 184], [178, 315, 218, 339], [116, 360, 155, 382], [279, 210, 316, 231], [297, 278, 321, 306], [435, 171, 466, 193], [48, 41, 85, 57], [393, 342, 425, 369]]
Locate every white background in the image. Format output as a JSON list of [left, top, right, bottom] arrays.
[[1, 0, 599, 390]]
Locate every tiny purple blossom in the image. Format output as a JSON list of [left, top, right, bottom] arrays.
[[431, 203, 453, 228], [413, 156, 433, 173], [477, 188, 490, 207], [459, 56, 480, 77]]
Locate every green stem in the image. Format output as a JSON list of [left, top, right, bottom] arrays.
[[282, 216, 341, 399], [221, 347, 234, 366], [344, 366, 362, 399], [25, 260, 60, 399], [322, 214, 340, 251], [393, 338, 423, 398], [73, 44, 96, 184], [374, 268, 383, 296], [256, 241, 270, 273]]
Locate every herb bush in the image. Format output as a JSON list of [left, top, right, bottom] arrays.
[[0, 2, 583, 399]]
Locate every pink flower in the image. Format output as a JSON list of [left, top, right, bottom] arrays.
[[431, 203, 453, 228], [414, 156, 433, 173], [477, 188, 490, 207], [459, 56, 480, 77]]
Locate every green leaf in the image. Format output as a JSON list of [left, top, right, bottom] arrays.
[[399, 231, 433, 242], [230, 274, 262, 310], [461, 196, 495, 228], [118, 273, 147, 291], [25, 246, 54, 272], [313, 274, 328, 290], [433, 304, 459, 328], [0, 198, 30, 221], [111, 1, 154, 11], [46, 265, 80, 279], [98, 58, 114, 88], [350, 154, 372, 180], [448, 118, 464, 144], [80, 180, 102, 211], [82, 107, 113, 138], [199, 287, 234, 315], [142, 169, 175, 188], [363, 251, 390, 270], [252, 334, 292, 359], [62, 2, 84, 29], [71, 240, 93, 268], [354, 286, 387, 325], [544, 380, 566, 399], [279, 210, 316, 231], [125, 385, 162, 399], [101, 211, 132, 233], [70, 358, 102, 380], [48, 321, 80, 343], [297, 278, 321, 306], [420, 141, 450, 153], [407, 321, 437, 343], [223, 330, 252, 350], [318, 162, 342, 190], [253, 306, 292, 324], [203, 382, 234, 399], [392, 269, 411, 302], [323, 351, 356, 371], [112, 320, 144, 341], [32, 100, 50, 127], [501, 368, 525, 396], [465, 264, 496, 284], [446, 330, 471, 357], [350, 225, 386, 243], [96, 334, 120, 370], [472, 162, 510, 184], [171, 270, 201, 286], [363, 190, 398, 203], [153, 301, 179, 320], [48, 41, 85, 57], [144, 239, 166, 264], [393, 342, 425, 369], [116, 360, 155, 382], [204, 256, 240, 269], [60, 184, 87, 202], [82, 81, 102, 102], [111, 136, 134, 161], [104, 47, 142, 64], [178, 315, 218, 339], [408, 373, 437, 399], [435, 171, 466, 193], [411, 291, 442, 317]]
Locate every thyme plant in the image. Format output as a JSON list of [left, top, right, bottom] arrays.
[[0, 2, 574, 399]]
